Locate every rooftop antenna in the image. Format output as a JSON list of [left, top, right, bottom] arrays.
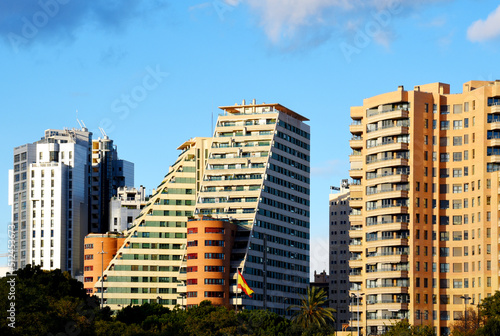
[[99, 127, 107, 138], [81, 120, 87, 129], [76, 110, 83, 129]]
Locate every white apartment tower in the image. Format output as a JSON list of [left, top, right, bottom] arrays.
[[9, 127, 134, 277], [195, 100, 311, 314], [9, 127, 92, 276]]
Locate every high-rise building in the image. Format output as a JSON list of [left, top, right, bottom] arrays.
[[8, 127, 92, 276], [91, 135, 134, 233], [97, 101, 311, 314], [8, 127, 133, 277], [328, 180, 350, 332], [349, 80, 500, 335], [195, 100, 310, 314], [109, 186, 147, 232]]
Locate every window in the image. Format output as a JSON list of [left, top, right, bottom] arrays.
[[453, 152, 462, 162], [205, 253, 224, 259], [440, 121, 449, 130], [205, 227, 224, 234], [440, 263, 450, 273], [440, 137, 449, 146], [440, 153, 449, 162], [453, 136, 462, 146], [453, 120, 463, 130]]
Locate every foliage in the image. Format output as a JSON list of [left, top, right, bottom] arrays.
[[0, 264, 101, 336], [450, 307, 482, 336], [480, 291, 500, 319], [475, 317, 500, 336], [288, 286, 336, 330], [0, 265, 339, 335], [383, 319, 435, 336]]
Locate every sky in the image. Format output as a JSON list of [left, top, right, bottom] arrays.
[[1, 0, 500, 277]]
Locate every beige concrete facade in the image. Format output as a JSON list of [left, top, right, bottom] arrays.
[[349, 80, 500, 335]]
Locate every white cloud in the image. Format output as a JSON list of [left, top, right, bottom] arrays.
[[246, 0, 352, 43], [242, 0, 445, 49], [467, 5, 500, 42]]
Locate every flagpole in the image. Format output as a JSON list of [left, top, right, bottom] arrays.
[[236, 268, 239, 313]]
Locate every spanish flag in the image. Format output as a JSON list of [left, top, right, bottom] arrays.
[[237, 270, 254, 297]]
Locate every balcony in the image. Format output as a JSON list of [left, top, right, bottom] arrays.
[[365, 126, 409, 140], [365, 173, 409, 186], [365, 205, 408, 216], [366, 253, 409, 264], [350, 198, 363, 208], [350, 184, 362, 193], [492, 105, 500, 114], [349, 274, 363, 283], [349, 169, 363, 179], [350, 139, 363, 149], [349, 229, 363, 239], [365, 285, 409, 294], [350, 124, 363, 134], [366, 237, 409, 249], [488, 122, 500, 130], [349, 214, 362, 226], [366, 142, 409, 155], [366, 108, 409, 123], [366, 190, 409, 202], [488, 155, 500, 163], [349, 258, 363, 268], [365, 269, 409, 280], [489, 138, 500, 147], [349, 244, 363, 253], [366, 158, 409, 171], [365, 221, 409, 233]]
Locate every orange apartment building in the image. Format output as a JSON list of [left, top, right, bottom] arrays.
[[83, 232, 125, 295], [349, 80, 500, 335], [185, 217, 237, 308]]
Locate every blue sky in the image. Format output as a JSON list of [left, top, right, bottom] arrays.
[[1, 0, 499, 275]]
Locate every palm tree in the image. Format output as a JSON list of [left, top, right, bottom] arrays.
[[288, 286, 336, 329]]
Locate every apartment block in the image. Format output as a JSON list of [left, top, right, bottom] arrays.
[[96, 101, 310, 314], [349, 80, 500, 335], [195, 100, 310, 314], [329, 180, 350, 332], [109, 186, 147, 232], [9, 127, 92, 276]]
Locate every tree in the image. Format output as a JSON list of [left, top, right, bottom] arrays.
[[475, 317, 500, 336], [288, 287, 336, 330], [0, 264, 100, 336], [383, 319, 435, 336], [480, 291, 500, 319], [450, 307, 481, 336]]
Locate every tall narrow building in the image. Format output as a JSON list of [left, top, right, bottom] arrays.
[[329, 179, 350, 332], [90, 134, 134, 233], [196, 100, 310, 314], [349, 81, 500, 336]]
